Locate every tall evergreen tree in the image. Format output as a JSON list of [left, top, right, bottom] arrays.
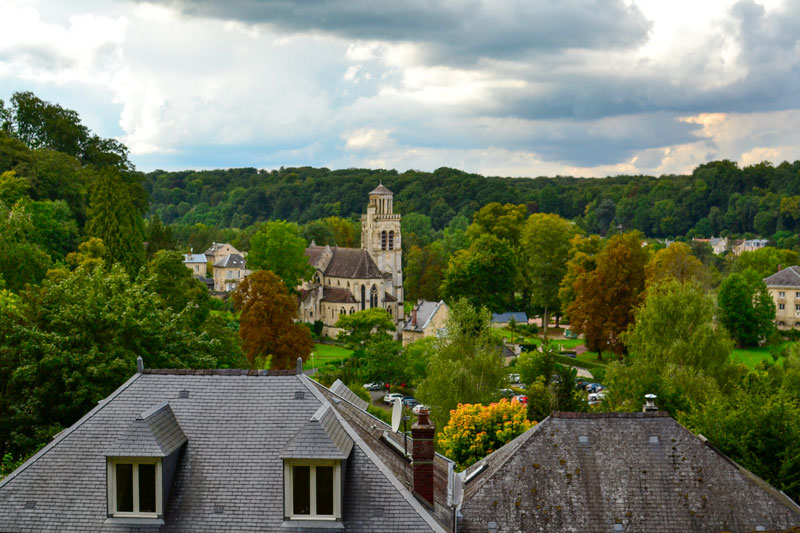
[[85, 169, 145, 277]]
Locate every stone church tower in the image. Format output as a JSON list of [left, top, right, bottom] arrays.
[[362, 184, 404, 321]]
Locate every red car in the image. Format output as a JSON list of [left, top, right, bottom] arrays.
[[513, 394, 528, 405]]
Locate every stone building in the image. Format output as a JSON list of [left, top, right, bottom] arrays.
[[401, 300, 449, 346], [764, 265, 800, 330], [298, 185, 404, 337], [212, 253, 249, 293]]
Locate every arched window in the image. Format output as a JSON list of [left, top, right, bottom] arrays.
[[313, 273, 320, 284], [388, 230, 394, 250], [361, 285, 366, 311], [370, 285, 378, 308], [340, 307, 346, 317], [381, 231, 387, 250], [349, 308, 354, 315], [388, 306, 392, 316]]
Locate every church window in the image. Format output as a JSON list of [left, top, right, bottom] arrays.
[[349, 308, 354, 315], [370, 285, 378, 308], [340, 307, 345, 316], [337, 280, 340, 286], [388, 306, 392, 316], [388, 231, 394, 250], [361, 285, 366, 311], [381, 231, 387, 250]]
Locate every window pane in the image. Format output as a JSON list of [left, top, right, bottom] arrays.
[[139, 464, 157, 513], [316, 466, 334, 516], [293, 466, 310, 515], [116, 463, 134, 512]]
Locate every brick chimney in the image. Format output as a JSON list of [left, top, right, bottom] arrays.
[[412, 307, 418, 327], [411, 409, 435, 506]]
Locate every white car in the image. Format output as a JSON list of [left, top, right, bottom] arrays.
[[383, 393, 404, 404], [588, 390, 607, 402], [412, 404, 429, 415]]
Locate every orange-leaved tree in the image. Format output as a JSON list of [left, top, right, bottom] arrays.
[[438, 399, 533, 471], [233, 269, 313, 370]]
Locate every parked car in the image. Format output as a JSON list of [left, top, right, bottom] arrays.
[[508, 373, 521, 384], [412, 404, 429, 415], [575, 378, 590, 390], [588, 390, 607, 402], [499, 388, 515, 398], [402, 396, 419, 408], [513, 394, 528, 405], [363, 382, 383, 391], [383, 393, 404, 404], [586, 383, 605, 393]]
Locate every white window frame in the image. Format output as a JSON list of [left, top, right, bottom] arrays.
[[107, 457, 162, 518], [283, 459, 341, 520], [779, 303, 785, 310], [779, 291, 786, 298]]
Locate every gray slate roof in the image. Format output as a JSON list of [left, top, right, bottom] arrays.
[[105, 401, 187, 457], [280, 405, 354, 460], [368, 183, 393, 196], [403, 300, 446, 332], [182, 253, 207, 264], [0, 369, 443, 532], [764, 265, 800, 287], [307, 246, 383, 280], [458, 411, 800, 533], [213, 253, 246, 268], [330, 379, 369, 411], [491, 311, 528, 323]]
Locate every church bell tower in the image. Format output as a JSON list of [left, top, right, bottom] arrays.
[[362, 184, 404, 317]]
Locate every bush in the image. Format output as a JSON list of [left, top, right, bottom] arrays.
[[784, 328, 800, 341], [367, 405, 392, 425]]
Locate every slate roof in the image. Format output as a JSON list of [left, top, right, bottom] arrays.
[[368, 183, 393, 196], [212, 253, 246, 269], [182, 253, 207, 264], [307, 246, 383, 280], [765, 265, 800, 287], [0, 368, 444, 532], [403, 300, 446, 332], [330, 379, 369, 411], [105, 401, 187, 457], [491, 311, 528, 323], [280, 405, 354, 460], [322, 287, 358, 303], [384, 292, 397, 302], [457, 411, 800, 533]]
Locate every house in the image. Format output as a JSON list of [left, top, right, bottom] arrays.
[[764, 265, 800, 330], [490, 311, 528, 329], [182, 252, 208, 277], [401, 300, 449, 346], [298, 185, 405, 337], [732, 238, 768, 255], [203, 242, 241, 265], [212, 253, 249, 293], [455, 408, 800, 532], [0, 360, 447, 532]]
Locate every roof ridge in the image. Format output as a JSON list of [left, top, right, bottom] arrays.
[[140, 368, 299, 376], [0, 372, 143, 489]]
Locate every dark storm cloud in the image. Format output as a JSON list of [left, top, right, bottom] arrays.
[[149, 0, 652, 64]]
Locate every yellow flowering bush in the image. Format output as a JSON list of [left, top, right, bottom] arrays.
[[438, 399, 533, 470]]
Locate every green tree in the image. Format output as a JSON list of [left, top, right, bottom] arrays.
[[146, 213, 176, 259], [645, 242, 706, 288], [522, 213, 578, 338], [146, 250, 211, 327], [0, 199, 52, 291], [301, 220, 336, 246], [335, 307, 396, 350], [567, 232, 647, 357], [467, 202, 527, 248], [415, 299, 508, 430], [85, 169, 146, 277], [518, 343, 587, 420], [247, 220, 313, 290], [441, 234, 516, 313], [558, 234, 604, 316], [232, 270, 313, 369], [717, 271, 775, 347]]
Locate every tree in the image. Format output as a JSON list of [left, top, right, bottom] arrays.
[[645, 242, 706, 288], [522, 213, 578, 338], [146, 250, 211, 327], [717, 271, 775, 347], [66, 237, 105, 270], [247, 220, 313, 290], [0, 199, 51, 292], [558, 234, 604, 315], [518, 343, 587, 420], [415, 299, 508, 430], [146, 213, 176, 259], [441, 234, 517, 313], [301, 220, 336, 246], [731, 247, 800, 279], [233, 270, 313, 369], [335, 307, 396, 350], [438, 400, 532, 470], [567, 232, 647, 357], [323, 216, 358, 248], [466, 202, 527, 248], [85, 169, 146, 277]]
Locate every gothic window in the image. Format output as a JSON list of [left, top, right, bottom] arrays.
[[370, 285, 378, 308], [361, 285, 366, 311], [340, 307, 345, 317], [349, 308, 354, 315], [388, 231, 394, 250], [381, 231, 387, 250]]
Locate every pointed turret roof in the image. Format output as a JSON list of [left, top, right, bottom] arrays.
[[368, 183, 393, 196]]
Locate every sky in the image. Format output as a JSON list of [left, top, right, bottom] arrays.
[[1, 0, 799, 178]]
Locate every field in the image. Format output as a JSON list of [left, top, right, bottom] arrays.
[[305, 343, 354, 370]]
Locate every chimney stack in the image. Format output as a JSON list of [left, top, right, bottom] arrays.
[[296, 357, 303, 375], [643, 394, 658, 413], [411, 409, 435, 506], [412, 307, 418, 327]]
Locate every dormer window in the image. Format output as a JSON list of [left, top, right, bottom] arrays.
[[284, 460, 341, 519], [107, 458, 162, 517]]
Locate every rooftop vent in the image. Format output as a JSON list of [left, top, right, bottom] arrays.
[[294, 391, 305, 400], [24, 501, 36, 510], [214, 505, 224, 514], [578, 435, 589, 445], [649, 435, 659, 445], [643, 394, 658, 413], [178, 390, 189, 399]]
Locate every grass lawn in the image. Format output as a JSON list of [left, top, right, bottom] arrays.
[[305, 343, 354, 370], [731, 343, 791, 368]]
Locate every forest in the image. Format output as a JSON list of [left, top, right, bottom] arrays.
[[2, 91, 800, 502]]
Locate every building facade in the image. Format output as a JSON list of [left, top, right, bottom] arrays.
[[764, 265, 800, 330], [298, 185, 405, 337]]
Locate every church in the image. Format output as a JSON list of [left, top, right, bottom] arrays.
[[298, 184, 405, 337]]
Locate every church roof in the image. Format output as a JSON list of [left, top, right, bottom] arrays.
[[368, 183, 393, 196], [307, 246, 383, 280], [322, 287, 358, 303]]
